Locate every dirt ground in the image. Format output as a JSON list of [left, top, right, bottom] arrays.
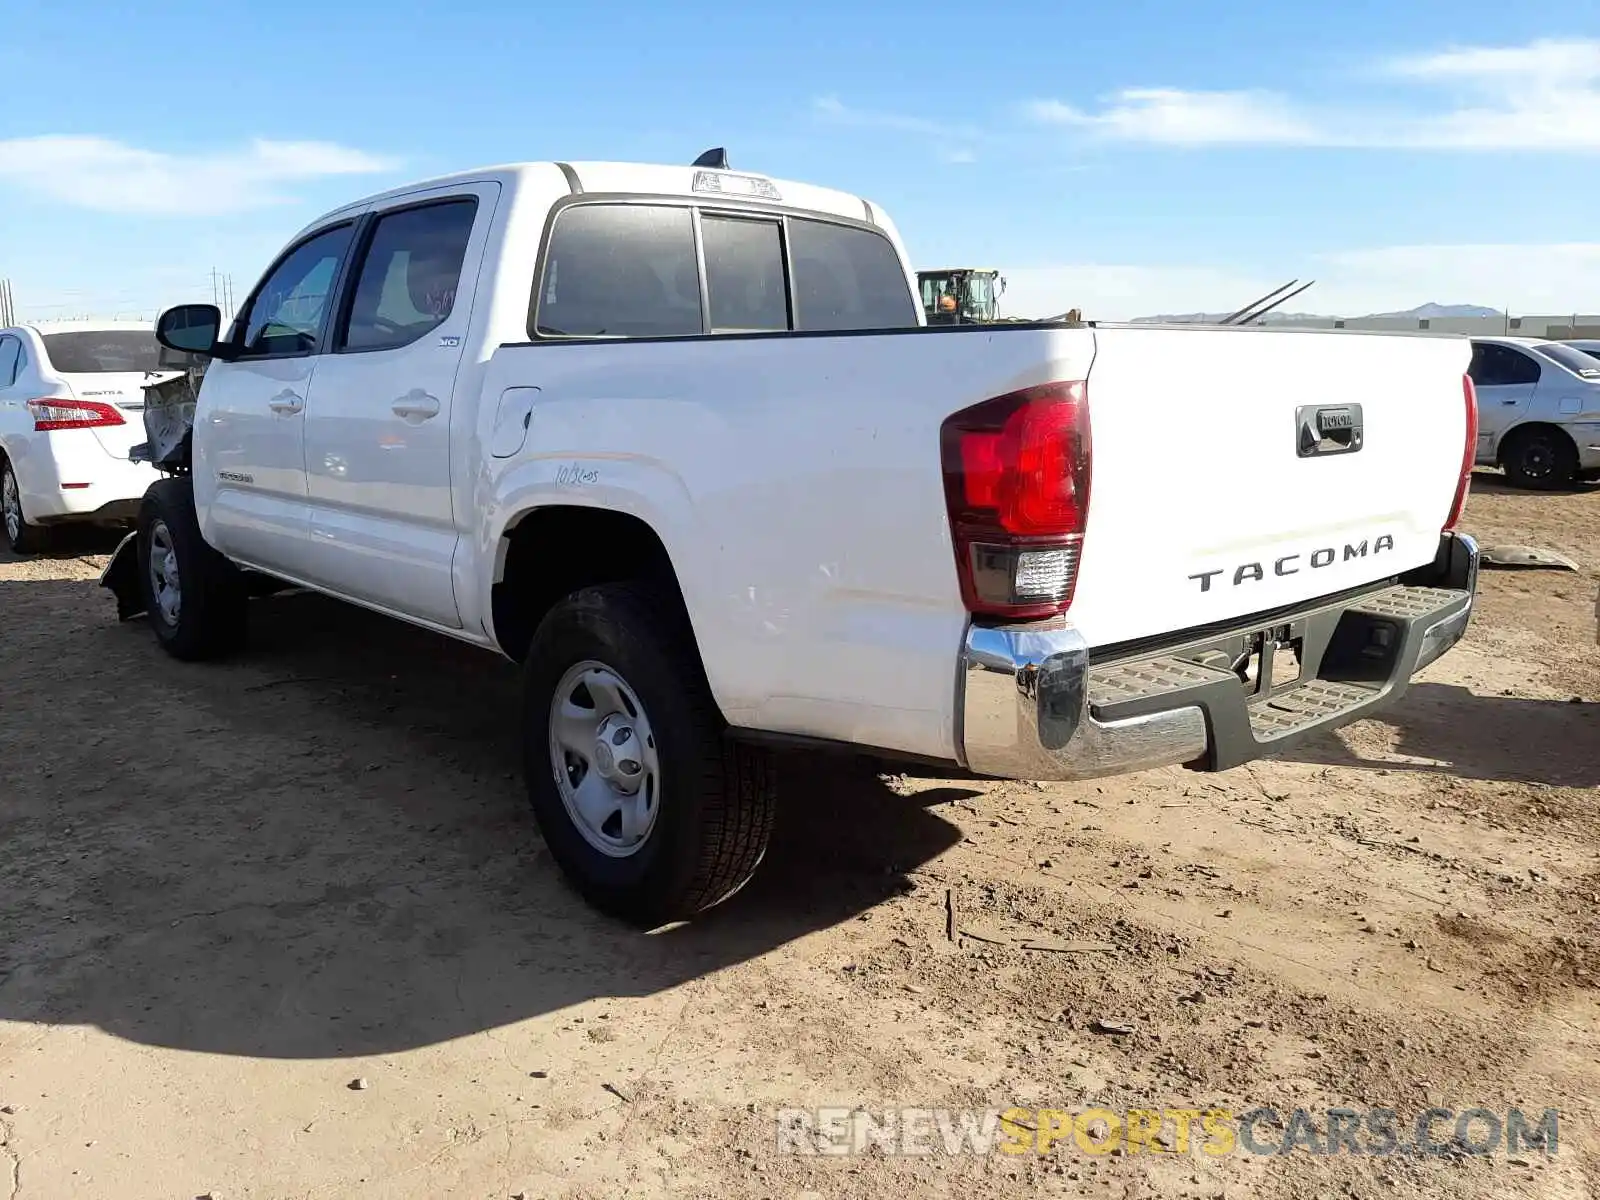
[[2, 470, 1597, 1200]]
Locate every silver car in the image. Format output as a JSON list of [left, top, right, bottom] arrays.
[[1468, 336, 1600, 489]]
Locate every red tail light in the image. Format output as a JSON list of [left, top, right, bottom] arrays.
[[28, 397, 126, 433], [940, 381, 1092, 619], [1444, 374, 1477, 531]]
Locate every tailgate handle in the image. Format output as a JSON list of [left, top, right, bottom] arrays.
[[1296, 403, 1363, 458]]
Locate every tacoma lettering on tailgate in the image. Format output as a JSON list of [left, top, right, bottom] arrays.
[[1188, 535, 1395, 592]]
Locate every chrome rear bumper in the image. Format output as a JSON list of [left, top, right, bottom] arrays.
[[956, 532, 1480, 780]]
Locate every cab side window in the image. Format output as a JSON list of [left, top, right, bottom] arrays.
[[238, 223, 355, 357], [340, 199, 479, 353], [536, 204, 703, 338], [700, 215, 788, 333], [790, 218, 919, 331]]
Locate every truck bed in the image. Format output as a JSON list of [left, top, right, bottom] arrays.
[[477, 321, 1471, 761]]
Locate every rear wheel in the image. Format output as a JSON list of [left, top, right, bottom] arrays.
[[137, 478, 247, 660], [1502, 426, 1578, 490], [522, 581, 776, 925], [2, 458, 52, 555]]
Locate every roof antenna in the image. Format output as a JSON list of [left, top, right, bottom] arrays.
[[692, 147, 729, 169]]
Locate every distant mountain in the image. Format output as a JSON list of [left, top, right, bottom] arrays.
[[1361, 302, 1502, 319], [1133, 301, 1502, 323], [1131, 310, 1322, 324]]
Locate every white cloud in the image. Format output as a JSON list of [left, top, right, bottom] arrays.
[[813, 96, 957, 138], [994, 243, 1600, 322], [1025, 91, 1317, 146], [813, 96, 980, 163], [0, 135, 398, 215], [1379, 39, 1600, 150], [1390, 38, 1600, 82], [1025, 37, 1600, 150]]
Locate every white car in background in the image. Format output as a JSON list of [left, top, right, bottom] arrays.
[[1565, 338, 1600, 363], [1467, 336, 1600, 489], [0, 320, 166, 553]]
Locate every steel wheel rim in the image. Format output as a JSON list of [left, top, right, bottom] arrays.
[[2, 468, 20, 542], [548, 660, 662, 858], [147, 519, 182, 626], [1523, 438, 1554, 478]]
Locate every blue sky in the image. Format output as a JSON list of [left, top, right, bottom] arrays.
[[2, 1, 1598, 320]]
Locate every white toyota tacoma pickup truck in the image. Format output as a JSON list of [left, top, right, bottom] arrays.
[[102, 153, 1482, 924]]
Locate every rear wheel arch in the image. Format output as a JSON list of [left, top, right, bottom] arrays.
[[1, 443, 50, 554], [490, 504, 699, 665]]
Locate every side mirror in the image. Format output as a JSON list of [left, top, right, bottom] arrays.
[[155, 304, 232, 359]]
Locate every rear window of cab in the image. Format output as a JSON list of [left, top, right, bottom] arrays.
[[533, 202, 918, 339]]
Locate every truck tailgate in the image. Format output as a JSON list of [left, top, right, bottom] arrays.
[[1069, 326, 1472, 650]]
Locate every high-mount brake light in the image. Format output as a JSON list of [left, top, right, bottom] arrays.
[[691, 171, 781, 201], [940, 381, 1092, 620], [1444, 374, 1478, 531], [27, 397, 126, 432]]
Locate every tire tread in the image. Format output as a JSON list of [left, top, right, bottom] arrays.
[[1502, 426, 1578, 491], [140, 477, 247, 661], [524, 580, 776, 923]]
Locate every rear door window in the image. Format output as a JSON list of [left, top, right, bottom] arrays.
[[537, 205, 702, 338], [1469, 343, 1541, 387], [0, 337, 18, 387], [701, 215, 788, 333], [789, 218, 918, 331], [340, 198, 479, 353]]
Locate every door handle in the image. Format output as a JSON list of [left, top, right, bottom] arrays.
[[268, 390, 303, 415], [392, 389, 441, 422], [1502, 399, 1521, 405]]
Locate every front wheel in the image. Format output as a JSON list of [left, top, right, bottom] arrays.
[[137, 478, 247, 660], [522, 582, 776, 925], [1502, 427, 1578, 490]]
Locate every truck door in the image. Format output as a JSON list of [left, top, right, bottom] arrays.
[[195, 220, 359, 571], [298, 182, 499, 628], [1467, 341, 1540, 462]]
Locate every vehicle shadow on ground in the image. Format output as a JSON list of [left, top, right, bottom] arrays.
[[1285, 681, 1600, 787], [1466, 469, 1600, 498], [0, 583, 971, 1061], [0, 525, 124, 564]]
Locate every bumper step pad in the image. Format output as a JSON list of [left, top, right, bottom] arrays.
[[1083, 582, 1471, 767], [1089, 656, 1237, 709], [1347, 585, 1464, 621], [1248, 679, 1377, 740]]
